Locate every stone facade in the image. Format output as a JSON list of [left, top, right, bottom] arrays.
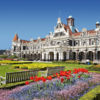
[[11, 16, 100, 62]]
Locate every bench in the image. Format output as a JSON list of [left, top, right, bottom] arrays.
[[5, 70, 38, 84], [47, 66, 65, 76], [0, 66, 65, 85]]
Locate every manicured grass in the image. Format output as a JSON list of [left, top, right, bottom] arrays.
[[0, 65, 23, 77], [0, 62, 97, 89], [0, 62, 92, 77], [55, 63, 92, 71]]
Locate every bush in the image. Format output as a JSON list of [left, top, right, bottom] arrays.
[[20, 66, 28, 69], [9, 55, 18, 59], [13, 66, 19, 69], [65, 60, 80, 64], [0, 55, 8, 59], [0, 80, 32, 89], [88, 65, 100, 71], [79, 85, 100, 100], [90, 61, 93, 65]]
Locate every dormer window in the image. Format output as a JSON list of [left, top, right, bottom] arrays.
[[82, 28, 87, 37]]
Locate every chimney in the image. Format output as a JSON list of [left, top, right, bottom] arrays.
[[67, 16, 74, 26], [96, 21, 100, 28]]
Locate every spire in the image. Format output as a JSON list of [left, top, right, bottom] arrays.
[[13, 34, 18, 41], [57, 17, 61, 24]]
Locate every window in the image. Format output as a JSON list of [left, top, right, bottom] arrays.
[[23, 46, 26, 50], [89, 39, 91, 45], [92, 41, 94, 45], [14, 46, 16, 51]]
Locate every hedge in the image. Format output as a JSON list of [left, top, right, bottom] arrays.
[[88, 65, 100, 71], [79, 85, 100, 100], [0, 80, 33, 89]]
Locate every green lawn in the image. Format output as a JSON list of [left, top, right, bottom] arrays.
[[0, 63, 93, 77], [53, 62, 92, 71], [0, 65, 23, 77]]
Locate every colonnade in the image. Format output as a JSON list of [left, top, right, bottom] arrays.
[[20, 51, 100, 61]]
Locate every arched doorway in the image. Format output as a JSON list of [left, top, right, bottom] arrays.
[[37, 54, 41, 60], [56, 53, 59, 61], [34, 54, 37, 60], [23, 54, 26, 58], [49, 52, 54, 61], [72, 52, 76, 60], [44, 53, 46, 61], [79, 52, 85, 61], [87, 51, 93, 61], [63, 52, 66, 61], [31, 54, 34, 60], [97, 51, 100, 60]]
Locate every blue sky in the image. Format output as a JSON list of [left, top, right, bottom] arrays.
[[0, 0, 100, 49]]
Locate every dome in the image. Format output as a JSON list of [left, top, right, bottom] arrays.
[[96, 21, 100, 24], [68, 16, 72, 18]]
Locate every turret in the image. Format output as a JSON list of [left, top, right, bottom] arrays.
[[13, 34, 18, 41], [96, 21, 100, 28], [57, 17, 61, 24], [67, 16, 74, 27]]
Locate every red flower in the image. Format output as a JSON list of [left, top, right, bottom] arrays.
[[73, 68, 78, 74], [68, 70, 71, 74], [47, 76, 52, 80], [53, 74, 56, 77], [65, 74, 70, 78], [41, 76, 45, 80], [67, 77, 70, 80], [60, 71, 66, 76], [61, 78, 64, 83], [38, 77, 41, 81], [78, 75, 81, 78], [25, 81, 29, 85], [57, 75, 60, 79], [56, 73, 59, 76], [30, 76, 34, 80], [42, 78, 46, 83]]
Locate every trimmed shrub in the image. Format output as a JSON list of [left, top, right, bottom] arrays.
[[88, 65, 100, 71], [79, 85, 100, 100], [20, 66, 28, 69], [65, 60, 80, 64]]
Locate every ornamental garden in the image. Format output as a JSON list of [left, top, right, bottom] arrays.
[[0, 60, 100, 100]]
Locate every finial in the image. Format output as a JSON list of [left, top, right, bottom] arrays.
[[57, 17, 61, 24]]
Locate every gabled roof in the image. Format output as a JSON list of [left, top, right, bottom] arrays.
[[87, 30, 96, 34], [33, 38, 46, 42], [21, 40, 30, 43], [34, 40, 37, 42], [72, 32, 82, 36], [41, 38, 46, 41], [13, 34, 18, 41], [63, 24, 73, 36], [72, 30, 96, 37]]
